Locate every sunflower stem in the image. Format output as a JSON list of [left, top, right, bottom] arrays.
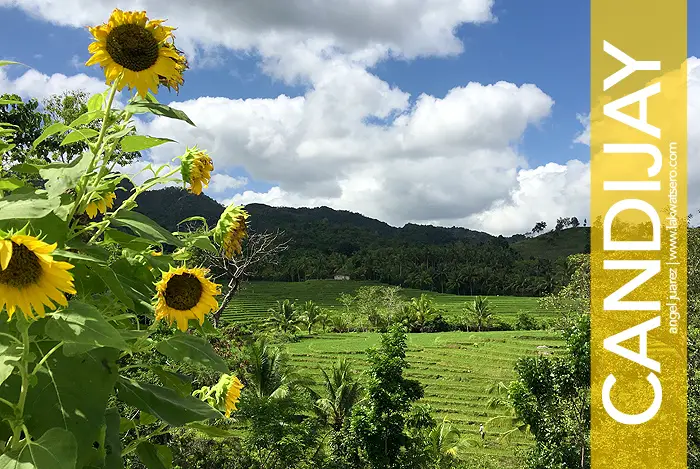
[[30, 341, 63, 376], [120, 423, 168, 457], [94, 80, 120, 165], [0, 332, 22, 345], [9, 318, 31, 450], [67, 79, 120, 227], [87, 167, 181, 243], [0, 396, 15, 411]]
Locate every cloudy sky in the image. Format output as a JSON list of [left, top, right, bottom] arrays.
[[1, 1, 698, 235]]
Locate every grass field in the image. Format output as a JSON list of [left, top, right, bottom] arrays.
[[222, 280, 558, 325], [285, 331, 563, 467]]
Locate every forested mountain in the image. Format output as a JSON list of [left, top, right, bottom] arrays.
[[130, 186, 588, 296]]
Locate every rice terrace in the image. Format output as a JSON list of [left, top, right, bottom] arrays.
[[223, 280, 560, 325]]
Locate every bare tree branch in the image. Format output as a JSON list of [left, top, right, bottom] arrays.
[[200, 229, 289, 326]]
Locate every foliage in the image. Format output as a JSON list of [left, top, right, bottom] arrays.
[[462, 296, 494, 332], [0, 41, 248, 469], [134, 187, 587, 296], [0, 91, 140, 174], [237, 339, 321, 469], [284, 330, 563, 467], [538, 253, 590, 330], [340, 326, 434, 469], [509, 312, 590, 469], [299, 300, 326, 334], [265, 299, 301, 335], [514, 312, 540, 331], [0, 93, 56, 167]]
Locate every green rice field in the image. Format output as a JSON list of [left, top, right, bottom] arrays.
[[285, 331, 563, 467], [222, 280, 558, 325]]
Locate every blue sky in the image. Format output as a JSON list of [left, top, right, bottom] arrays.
[[0, 1, 698, 234]]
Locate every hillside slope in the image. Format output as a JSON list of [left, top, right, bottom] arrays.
[[128, 187, 588, 295], [511, 227, 590, 260]]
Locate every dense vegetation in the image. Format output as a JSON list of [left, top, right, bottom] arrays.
[[222, 280, 559, 326], [134, 187, 587, 296], [285, 330, 563, 466]]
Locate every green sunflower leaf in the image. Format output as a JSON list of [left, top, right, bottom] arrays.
[[70, 109, 104, 128], [112, 211, 184, 247], [115, 377, 222, 426], [0, 336, 21, 387], [0, 60, 24, 68], [104, 408, 124, 469], [45, 301, 129, 355], [39, 150, 93, 199], [125, 96, 195, 127], [121, 135, 176, 152], [136, 442, 173, 469], [60, 128, 99, 146], [0, 177, 24, 192], [189, 235, 218, 253], [155, 333, 228, 373], [0, 191, 60, 220], [8, 162, 40, 174], [186, 422, 238, 438], [151, 366, 193, 396], [0, 346, 120, 468], [90, 264, 136, 310], [0, 427, 77, 469], [33, 122, 71, 148], [87, 92, 106, 113]]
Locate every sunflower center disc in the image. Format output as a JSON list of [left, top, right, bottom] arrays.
[[164, 273, 203, 310], [106, 23, 160, 72], [0, 242, 42, 289]]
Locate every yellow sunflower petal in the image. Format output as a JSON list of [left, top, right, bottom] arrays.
[[85, 203, 98, 219], [0, 240, 12, 270]]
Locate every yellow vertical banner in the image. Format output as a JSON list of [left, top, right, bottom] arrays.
[[591, 1, 687, 468]]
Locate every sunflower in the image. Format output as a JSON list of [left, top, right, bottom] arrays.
[[224, 376, 244, 417], [159, 43, 188, 93], [154, 266, 220, 331], [85, 192, 116, 219], [213, 205, 249, 258], [0, 234, 76, 320], [179, 147, 214, 195], [86, 9, 187, 98]]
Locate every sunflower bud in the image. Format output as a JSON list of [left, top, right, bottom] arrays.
[[212, 205, 249, 258], [193, 374, 244, 418], [84, 191, 117, 219], [179, 146, 213, 195]]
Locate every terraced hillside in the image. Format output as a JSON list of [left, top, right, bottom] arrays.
[[285, 331, 563, 467], [222, 280, 558, 325]]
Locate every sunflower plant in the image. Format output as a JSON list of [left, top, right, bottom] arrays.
[[0, 9, 251, 469]]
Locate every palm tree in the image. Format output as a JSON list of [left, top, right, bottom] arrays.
[[264, 299, 300, 334], [316, 309, 331, 332], [463, 296, 493, 332], [311, 359, 364, 431], [408, 294, 436, 329], [484, 381, 531, 443], [243, 339, 311, 400], [299, 300, 323, 334], [428, 417, 468, 467]]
